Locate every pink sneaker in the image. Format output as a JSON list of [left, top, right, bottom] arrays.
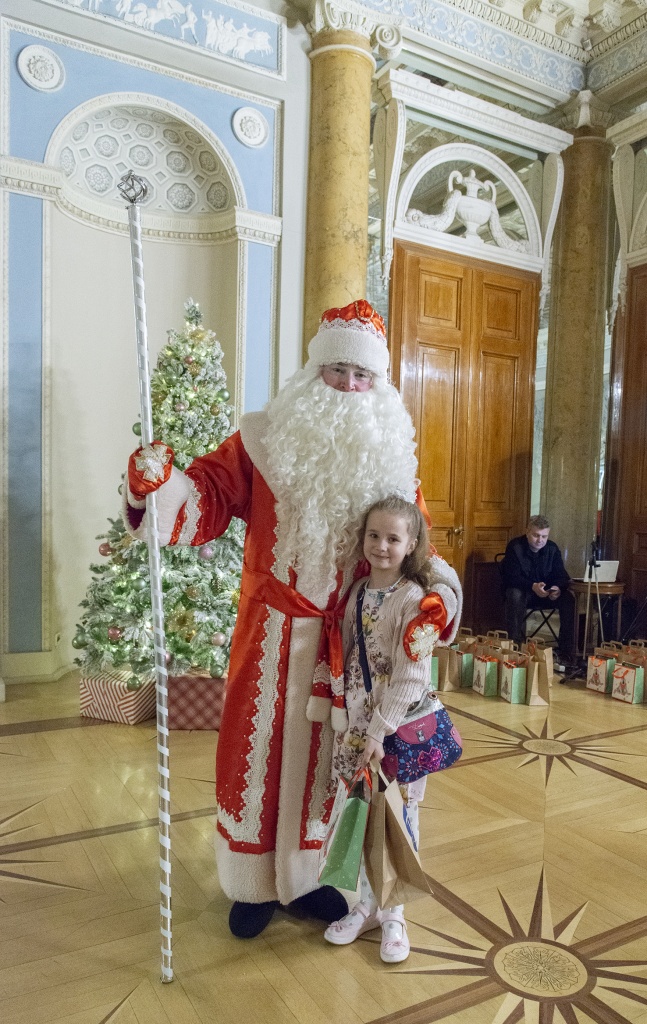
[[324, 902, 381, 945], [380, 912, 410, 963]]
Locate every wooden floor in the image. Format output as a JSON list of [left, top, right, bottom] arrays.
[[2, 672, 647, 1024]]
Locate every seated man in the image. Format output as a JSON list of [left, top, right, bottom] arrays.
[[501, 515, 575, 668]]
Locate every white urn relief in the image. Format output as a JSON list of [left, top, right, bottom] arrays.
[[406, 167, 530, 253]]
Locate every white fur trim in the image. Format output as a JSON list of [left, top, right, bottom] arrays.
[[239, 411, 270, 481], [330, 706, 349, 734], [214, 832, 278, 903], [428, 555, 463, 645], [306, 695, 332, 723], [306, 325, 389, 378]]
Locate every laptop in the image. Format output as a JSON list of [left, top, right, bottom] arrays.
[[582, 560, 619, 583]]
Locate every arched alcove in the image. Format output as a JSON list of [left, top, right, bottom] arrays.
[[42, 95, 248, 668]]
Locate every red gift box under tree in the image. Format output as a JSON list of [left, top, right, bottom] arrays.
[[168, 673, 227, 730]]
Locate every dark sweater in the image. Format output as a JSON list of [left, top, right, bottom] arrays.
[[501, 536, 570, 595]]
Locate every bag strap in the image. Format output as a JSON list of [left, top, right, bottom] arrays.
[[355, 584, 373, 694]]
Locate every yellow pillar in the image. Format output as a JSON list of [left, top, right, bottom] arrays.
[[303, 27, 375, 355], [541, 93, 613, 575]]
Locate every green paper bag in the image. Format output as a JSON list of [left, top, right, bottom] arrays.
[[473, 655, 498, 696], [500, 660, 527, 703], [318, 771, 370, 890], [430, 655, 439, 691]]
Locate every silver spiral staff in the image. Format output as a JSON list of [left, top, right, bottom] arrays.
[[118, 170, 173, 984]]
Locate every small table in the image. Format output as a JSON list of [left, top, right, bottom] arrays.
[[569, 579, 625, 656]]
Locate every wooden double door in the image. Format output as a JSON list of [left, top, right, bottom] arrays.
[[390, 241, 539, 627]]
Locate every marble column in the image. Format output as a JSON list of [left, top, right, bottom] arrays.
[[303, 19, 375, 354], [541, 92, 613, 576]]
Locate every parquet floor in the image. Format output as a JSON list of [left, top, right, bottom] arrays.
[[2, 671, 647, 1024]]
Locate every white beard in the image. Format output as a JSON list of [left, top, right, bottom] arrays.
[[263, 369, 418, 599]]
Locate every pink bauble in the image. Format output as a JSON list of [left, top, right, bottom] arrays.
[[198, 544, 215, 561], [210, 632, 226, 646], [107, 626, 123, 641], [98, 542, 112, 556]]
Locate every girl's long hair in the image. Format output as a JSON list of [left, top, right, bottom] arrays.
[[358, 494, 435, 592]]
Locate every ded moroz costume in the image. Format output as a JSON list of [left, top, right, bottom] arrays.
[[124, 300, 462, 934]]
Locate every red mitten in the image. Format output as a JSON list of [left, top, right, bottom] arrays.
[[128, 442, 174, 499]]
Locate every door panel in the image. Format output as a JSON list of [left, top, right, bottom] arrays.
[[390, 241, 538, 627], [607, 265, 647, 627]]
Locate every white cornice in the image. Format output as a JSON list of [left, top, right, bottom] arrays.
[[380, 69, 573, 154], [607, 108, 647, 145], [0, 157, 282, 243]]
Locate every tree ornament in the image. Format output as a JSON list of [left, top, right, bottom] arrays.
[[132, 421, 142, 436], [185, 585, 200, 600], [165, 651, 173, 665], [230, 588, 240, 609], [126, 676, 143, 691], [184, 355, 194, 365], [98, 542, 112, 556], [117, 483, 123, 495], [71, 634, 87, 649], [188, 362, 201, 377], [210, 403, 221, 415], [210, 632, 226, 646], [198, 544, 215, 561], [108, 626, 123, 641], [174, 401, 187, 412], [133, 577, 148, 591], [210, 666, 224, 678], [218, 389, 230, 402]]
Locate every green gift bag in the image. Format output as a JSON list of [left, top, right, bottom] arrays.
[[318, 769, 371, 890], [473, 655, 498, 696], [430, 655, 439, 691]]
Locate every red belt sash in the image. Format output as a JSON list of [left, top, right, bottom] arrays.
[[241, 563, 350, 702]]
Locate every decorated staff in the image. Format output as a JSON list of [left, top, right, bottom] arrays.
[[118, 170, 173, 984]]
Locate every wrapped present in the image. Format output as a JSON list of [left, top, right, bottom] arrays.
[[80, 668, 156, 724], [497, 655, 528, 704], [473, 655, 498, 696], [611, 664, 645, 704], [587, 654, 614, 693], [168, 672, 226, 730]]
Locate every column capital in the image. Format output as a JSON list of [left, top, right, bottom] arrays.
[[545, 90, 620, 133], [306, 0, 403, 60]]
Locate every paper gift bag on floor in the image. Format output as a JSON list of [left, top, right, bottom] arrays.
[[522, 640, 552, 705], [587, 655, 613, 693], [364, 767, 432, 908], [473, 655, 498, 696], [486, 630, 514, 652], [435, 646, 457, 691], [611, 663, 645, 704], [448, 646, 474, 688], [500, 654, 528, 704], [319, 769, 371, 890]]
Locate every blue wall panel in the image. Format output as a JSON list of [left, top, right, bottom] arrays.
[[7, 193, 43, 652]]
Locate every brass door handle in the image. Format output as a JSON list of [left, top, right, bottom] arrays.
[[453, 526, 464, 535]]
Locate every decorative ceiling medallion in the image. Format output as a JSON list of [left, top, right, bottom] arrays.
[[232, 107, 269, 149], [17, 45, 65, 92]]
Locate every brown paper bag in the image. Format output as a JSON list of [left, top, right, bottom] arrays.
[[486, 630, 514, 651], [435, 645, 458, 691], [522, 647, 550, 705], [364, 768, 432, 907]]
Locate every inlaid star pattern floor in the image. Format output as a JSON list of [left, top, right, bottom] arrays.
[[1, 672, 646, 1024]]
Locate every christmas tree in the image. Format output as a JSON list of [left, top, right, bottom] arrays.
[[73, 300, 244, 684]]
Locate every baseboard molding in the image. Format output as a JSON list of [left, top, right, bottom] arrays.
[[0, 651, 73, 684]]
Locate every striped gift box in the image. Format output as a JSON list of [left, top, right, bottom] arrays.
[[80, 668, 156, 724], [168, 673, 226, 730]]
